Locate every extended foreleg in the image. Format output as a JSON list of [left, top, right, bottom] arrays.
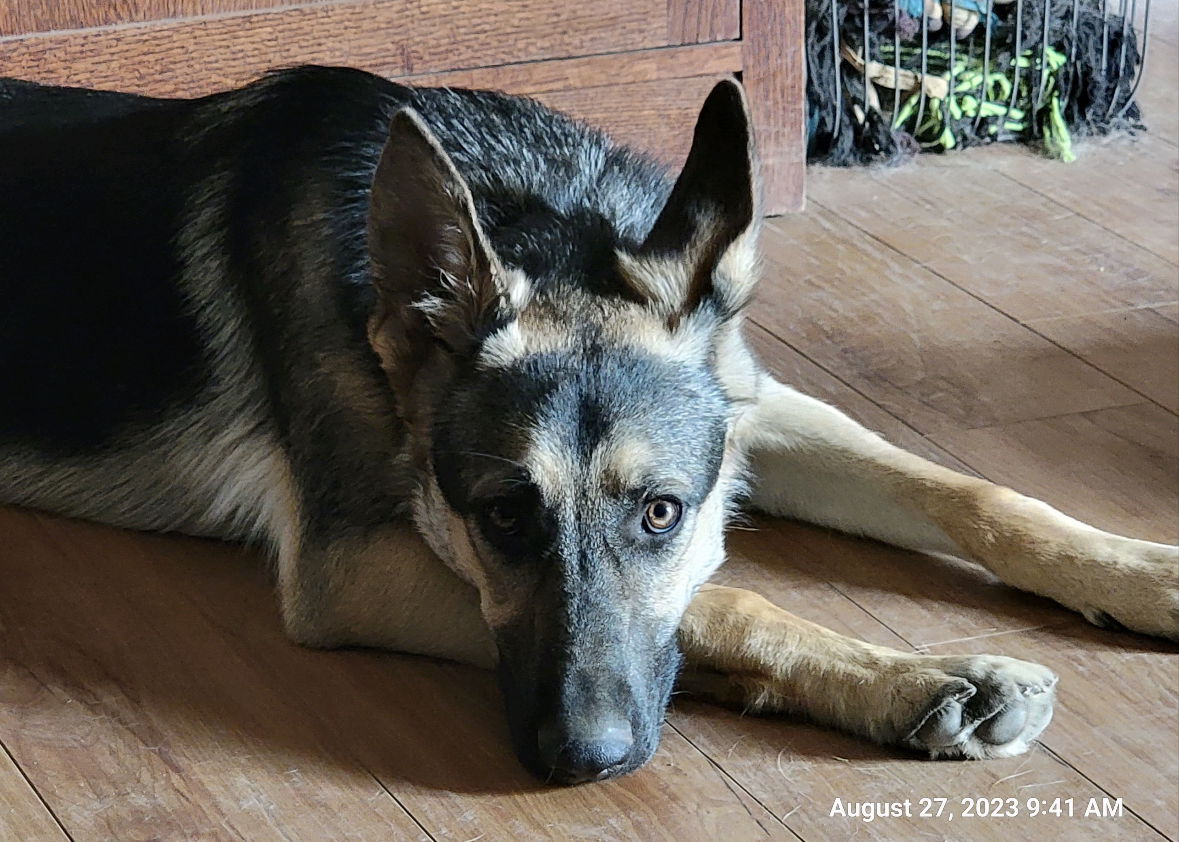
[[679, 585, 1057, 758], [736, 377, 1179, 640]]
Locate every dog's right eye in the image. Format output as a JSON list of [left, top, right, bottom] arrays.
[[485, 501, 520, 535], [477, 487, 547, 552]]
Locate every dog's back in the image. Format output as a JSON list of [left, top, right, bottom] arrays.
[[0, 81, 202, 452]]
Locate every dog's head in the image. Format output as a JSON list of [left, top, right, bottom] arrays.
[[365, 80, 760, 783]]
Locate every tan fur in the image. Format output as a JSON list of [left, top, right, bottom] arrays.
[[645, 440, 746, 623], [281, 520, 496, 668], [599, 433, 654, 494], [614, 212, 760, 321], [477, 316, 574, 369], [523, 432, 581, 506], [678, 585, 1057, 759]]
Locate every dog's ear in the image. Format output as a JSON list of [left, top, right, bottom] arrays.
[[620, 79, 760, 324], [366, 109, 507, 376]]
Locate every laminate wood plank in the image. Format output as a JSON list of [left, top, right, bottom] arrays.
[[0, 509, 431, 842], [0, 0, 670, 97], [807, 160, 1179, 322], [0, 508, 790, 841], [742, 0, 807, 213], [1026, 306, 1179, 412], [753, 209, 1141, 435], [929, 403, 1179, 544], [666, 0, 740, 45], [402, 42, 743, 96], [975, 136, 1179, 266], [0, 0, 333, 36], [0, 748, 69, 842], [745, 322, 975, 472], [920, 623, 1179, 838], [672, 703, 1162, 841]]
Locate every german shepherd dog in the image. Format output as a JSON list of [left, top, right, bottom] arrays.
[[1, 67, 1176, 785]]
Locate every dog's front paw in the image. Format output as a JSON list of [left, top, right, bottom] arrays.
[[1076, 540, 1179, 642], [898, 655, 1057, 760]]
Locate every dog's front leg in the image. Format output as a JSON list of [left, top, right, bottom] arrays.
[[679, 585, 1057, 758], [737, 376, 1179, 640], [277, 521, 497, 668]]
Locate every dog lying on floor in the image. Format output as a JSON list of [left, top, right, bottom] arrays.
[[1, 67, 1174, 784]]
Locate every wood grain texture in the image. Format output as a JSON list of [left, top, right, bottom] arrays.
[[807, 160, 1179, 322], [0, 18, 753, 175], [408, 54, 744, 171], [975, 138, 1179, 267], [1027, 306, 1179, 412], [745, 322, 975, 472], [672, 704, 1158, 841], [760, 400, 1179, 650], [929, 403, 1179, 545], [753, 206, 1141, 435], [534, 75, 729, 171], [0, 749, 69, 842], [0, 0, 670, 96], [0, 509, 789, 841], [0, 0, 806, 213], [922, 624, 1179, 838], [0, 0, 327, 36], [402, 41, 743, 95], [0, 511, 432, 842], [666, 0, 740, 45], [742, 0, 807, 214]]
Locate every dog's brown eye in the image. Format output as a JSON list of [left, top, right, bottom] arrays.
[[486, 503, 518, 534], [643, 498, 682, 534]]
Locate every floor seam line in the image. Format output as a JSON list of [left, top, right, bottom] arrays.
[[665, 720, 806, 840], [989, 168, 1179, 268], [0, 740, 77, 841]]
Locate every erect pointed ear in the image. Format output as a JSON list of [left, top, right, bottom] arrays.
[[366, 109, 509, 377], [620, 78, 760, 324]]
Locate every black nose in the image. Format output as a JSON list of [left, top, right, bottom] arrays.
[[537, 716, 634, 784]]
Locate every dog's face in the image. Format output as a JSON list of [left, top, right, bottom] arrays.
[[426, 326, 737, 782], [365, 81, 759, 783]]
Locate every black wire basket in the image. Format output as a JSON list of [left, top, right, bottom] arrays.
[[807, 0, 1151, 165]]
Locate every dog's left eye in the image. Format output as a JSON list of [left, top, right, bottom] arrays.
[[642, 498, 682, 534]]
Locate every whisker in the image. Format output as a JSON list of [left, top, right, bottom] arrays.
[[437, 449, 529, 472]]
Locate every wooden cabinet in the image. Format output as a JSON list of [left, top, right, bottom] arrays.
[[0, 0, 804, 211]]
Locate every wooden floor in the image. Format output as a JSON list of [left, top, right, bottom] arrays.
[[3, 37, 1178, 842]]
